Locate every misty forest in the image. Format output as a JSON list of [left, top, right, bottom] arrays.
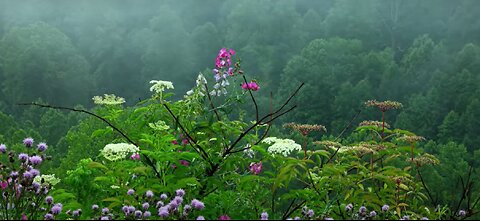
[[1, 0, 480, 220]]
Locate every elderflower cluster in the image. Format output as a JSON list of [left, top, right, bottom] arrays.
[[101, 143, 139, 162], [262, 137, 302, 157], [34, 174, 61, 187], [150, 80, 174, 94], [148, 120, 170, 131], [92, 94, 126, 105]]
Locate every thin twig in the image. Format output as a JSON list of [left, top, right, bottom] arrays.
[[416, 166, 436, 206], [326, 109, 362, 164], [283, 200, 307, 220], [163, 103, 214, 168], [223, 83, 304, 157], [16, 102, 162, 178]]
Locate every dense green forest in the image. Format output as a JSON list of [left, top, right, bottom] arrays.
[[0, 0, 479, 220]]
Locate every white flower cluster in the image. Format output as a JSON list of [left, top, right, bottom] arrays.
[[186, 74, 208, 97], [34, 174, 61, 187], [262, 137, 302, 157], [92, 94, 126, 105], [150, 80, 174, 94], [101, 143, 139, 162], [148, 120, 170, 131]]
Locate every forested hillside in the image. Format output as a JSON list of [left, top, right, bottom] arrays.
[[0, 0, 479, 220]]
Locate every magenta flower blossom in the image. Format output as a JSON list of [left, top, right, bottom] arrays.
[[242, 81, 260, 91], [179, 160, 190, 166], [261, 212, 268, 220], [37, 142, 47, 152], [172, 140, 179, 145], [23, 138, 34, 148], [0, 144, 6, 153], [191, 199, 205, 210], [130, 153, 140, 161], [219, 215, 231, 220], [21, 214, 28, 220], [249, 161, 263, 175], [1, 181, 8, 190], [181, 139, 188, 145], [176, 189, 185, 197], [29, 156, 42, 165]]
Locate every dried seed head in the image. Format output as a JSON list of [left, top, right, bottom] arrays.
[[359, 120, 390, 129], [365, 100, 403, 112], [283, 123, 326, 136]]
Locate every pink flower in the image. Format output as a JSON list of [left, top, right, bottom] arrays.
[[241, 81, 260, 91], [219, 215, 231, 220], [229, 49, 235, 56], [179, 160, 189, 166], [181, 139, 189, 145], [172, 140, 179, 145], [248, 82, 259, 91], [249, 162, 262, 175], [130, 153, 140, 161], [1, 181, 8, 190]]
